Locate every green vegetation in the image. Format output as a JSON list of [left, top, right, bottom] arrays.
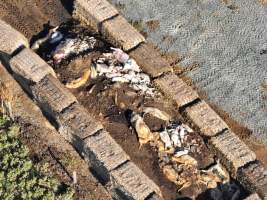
[[0, 115, 74, 200]]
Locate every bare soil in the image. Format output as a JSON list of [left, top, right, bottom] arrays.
[[0, 0, 260, 199]]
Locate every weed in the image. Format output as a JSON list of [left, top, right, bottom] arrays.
[[0, 114, 74, 200]]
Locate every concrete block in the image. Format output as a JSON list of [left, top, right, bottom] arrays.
[[57, 103, 103, 140], [0, 20, 28, 54], [244, 193, 261, 200], [10, 48, 56, 83], [185, 101, 228, 136], [154, 73, 199, 107], [82, 130, 129, 183], [73, 0, 118, 31], [210, 130, 256, 176], [129, 42, 172, 77], [237, 162, 267, 199], [101, 15, 145, 51], [32, 74, 76, 116], [110, 161, 162, 200]]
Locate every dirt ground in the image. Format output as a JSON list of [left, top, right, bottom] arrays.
[[19, 120, 111, 200], [1, 0, 264, 199], [0, 0, 70, 41]]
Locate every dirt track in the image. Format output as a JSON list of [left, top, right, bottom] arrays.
[[0, 0, 70, 41]]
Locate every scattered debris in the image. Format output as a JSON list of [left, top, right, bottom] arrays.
[[52, 36, 97, 64], [72, 171, 77, 185], [31, 26, 62, 51], [66, 67, 91, 89], [129, 112, 240, 198], [130, 112, 154, 147], [143, 107, 171, 121], [34, 22, 242, 199], [92, 48, 156, 96]]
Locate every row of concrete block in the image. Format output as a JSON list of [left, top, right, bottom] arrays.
[[0, 63, 114, 200], [70, 1, 267, 198], [0, 19, 162, 200]]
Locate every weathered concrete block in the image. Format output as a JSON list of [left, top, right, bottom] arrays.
[[110, 161, 162, 200], [10, 48, 56, 83], [73, 0, 118, 31], [0, 64, 113, 200], [244, 193, 261, 200], [0, 20, 29, 54], [0, 63, 54, 130], [210, 130, 256, 176], [57, 103, 103, 140], [101, 15, 145, 51], [237, 162, 267, 199], [185, 101, 228, 136], [32, 74, 76, 116], [154, 73, 199, 107], [81, 130, 129, 183], [129, 43, 172, 77]]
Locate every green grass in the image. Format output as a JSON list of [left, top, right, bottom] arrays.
[[0, 115, 74, 200]]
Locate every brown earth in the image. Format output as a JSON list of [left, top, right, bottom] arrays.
[[0, 0, 70, 41], [1, 0, 262, 199]]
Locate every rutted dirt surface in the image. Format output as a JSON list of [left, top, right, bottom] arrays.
[[0, 0, 70, 41]]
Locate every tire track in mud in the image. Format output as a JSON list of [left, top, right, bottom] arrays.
[[0, 0, 70, 40]]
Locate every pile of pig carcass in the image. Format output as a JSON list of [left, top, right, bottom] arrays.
[[32, 27, 241, 199]]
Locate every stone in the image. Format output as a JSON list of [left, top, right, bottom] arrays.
[[110, 161, 162, 200], [0, 20, 28, 54], [154, 73, 199, 107], [185, 101, 228, 136], [129, 42, 172, 77], [210, 130, 256, 176], [82, 130, 130, 183], [74, 0, 118, 32], [10, 48, 56, 83], [57, 103, 103, 140], [101, 15, 145, 51], [237, 162, 267, 199], [32, 74, 76, 117]]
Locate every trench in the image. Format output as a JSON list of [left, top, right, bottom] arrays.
[[31, 19, 248, 200]]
